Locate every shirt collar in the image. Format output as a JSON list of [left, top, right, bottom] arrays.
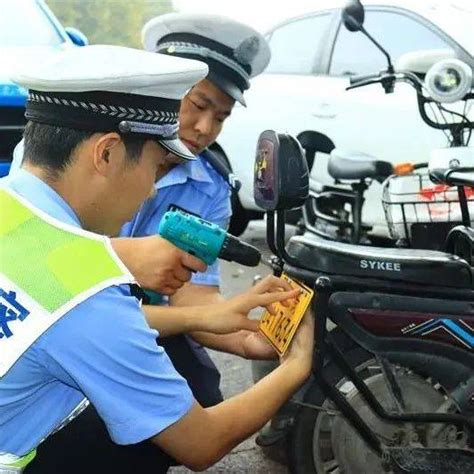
[[156, 154, 214, 190], [3, 168, 82, 228]]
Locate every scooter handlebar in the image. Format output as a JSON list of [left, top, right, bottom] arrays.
[[349, 73, 381, 86]]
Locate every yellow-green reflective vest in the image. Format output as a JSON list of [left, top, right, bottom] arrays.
[[0, 188, 135, 471]]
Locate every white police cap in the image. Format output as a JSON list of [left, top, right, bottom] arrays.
[[11, 44, 209, 160], [142, 13, 271, 106]]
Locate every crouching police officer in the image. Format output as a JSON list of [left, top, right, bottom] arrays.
[[10, 12, 276, 411], [0, 45, 314, 473], [124, 12, 273, 408]]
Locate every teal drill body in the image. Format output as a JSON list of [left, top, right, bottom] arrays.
[[159, 209, 226, 265], [159, 209, 261, 267]]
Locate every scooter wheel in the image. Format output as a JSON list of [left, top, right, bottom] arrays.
[[287, 347, 372, 474]]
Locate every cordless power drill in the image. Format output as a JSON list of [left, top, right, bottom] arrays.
[[158, 208, 262, 267]]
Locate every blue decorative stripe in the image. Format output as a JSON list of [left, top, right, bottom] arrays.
[[442, 319, 474, 347], [408, 318, 473, 348]]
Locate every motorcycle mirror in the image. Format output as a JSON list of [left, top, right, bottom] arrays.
[[342, 0, 394, 74], [254, 130, 309, 211], [342, 0, 365, 32], [64, 27, 89, 46]]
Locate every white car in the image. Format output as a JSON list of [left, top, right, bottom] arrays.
[[219, 0, 474, 235]]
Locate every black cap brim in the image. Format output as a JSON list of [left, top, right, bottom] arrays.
[[157, 136, 196, 160], [207, 69, 246, 106]]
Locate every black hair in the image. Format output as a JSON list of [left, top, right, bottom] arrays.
[[22, 121, 148, 176]]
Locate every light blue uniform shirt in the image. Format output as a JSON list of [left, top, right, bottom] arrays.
[[9, 141, 23, 174], [0, 169, 193, 456], [120, 154, 232, 287], [11, 141, 232, 287]]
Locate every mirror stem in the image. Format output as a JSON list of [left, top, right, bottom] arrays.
[[360, 25, 394, 73]]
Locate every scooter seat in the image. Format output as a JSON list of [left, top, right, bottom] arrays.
[[286, 232, 473, 288], [328, 149, 393, 182]]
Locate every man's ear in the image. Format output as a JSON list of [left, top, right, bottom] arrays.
[[92, 132, 123, 176]]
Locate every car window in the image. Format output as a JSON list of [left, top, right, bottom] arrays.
[[266, 13, 332, 75], [330, 10, 451, 76], [0, 0, 64, 47]]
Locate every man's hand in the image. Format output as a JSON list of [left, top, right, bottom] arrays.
[[153, 309, 313, 471], [112, 236, 207, 295], [241, 332, 277, 360], [190, 330, 278, 360], [205, 275, 300, 335], [280, 309, 314, 379], [170, 282, 277, 359]]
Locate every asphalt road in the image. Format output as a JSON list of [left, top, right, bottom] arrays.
[[169, 219, 290, 474]]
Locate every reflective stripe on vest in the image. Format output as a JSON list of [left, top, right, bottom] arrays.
[[0, 392, 91, 473], [0, 450, 36, 473]]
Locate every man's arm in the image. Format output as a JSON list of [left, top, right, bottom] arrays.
[[170, 282, 223, 306], [143, 276, 298, 338], [152, 310, 314, 471], [142, 302, 257, 338], [111, 236, 207, 295], [165, 177, 273, 357], [170, 283, 276, 359]]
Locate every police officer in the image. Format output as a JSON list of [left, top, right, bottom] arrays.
[[10, 13, 274, 408], [0, 45, 314, 473], [8, 150, 207, 297], [125, 13, 273, 408]]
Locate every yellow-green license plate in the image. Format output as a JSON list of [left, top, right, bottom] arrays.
[[259, 273, 314, 356]]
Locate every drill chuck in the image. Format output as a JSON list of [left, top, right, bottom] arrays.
[[220, 233, 262, 267]]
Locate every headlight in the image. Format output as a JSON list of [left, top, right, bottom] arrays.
[[425, 58, 472, 103]]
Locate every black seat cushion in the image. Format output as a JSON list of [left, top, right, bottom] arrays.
[[286, 233, 472, 288], [328, 149, 393, 182]]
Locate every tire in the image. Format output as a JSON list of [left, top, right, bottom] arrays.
[[288, 347, 372, 474], [252, 329, 359, 468], [288, 345, 471, 474]]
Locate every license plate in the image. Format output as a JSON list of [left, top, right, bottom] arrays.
[[259, 273, 314, 356]]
